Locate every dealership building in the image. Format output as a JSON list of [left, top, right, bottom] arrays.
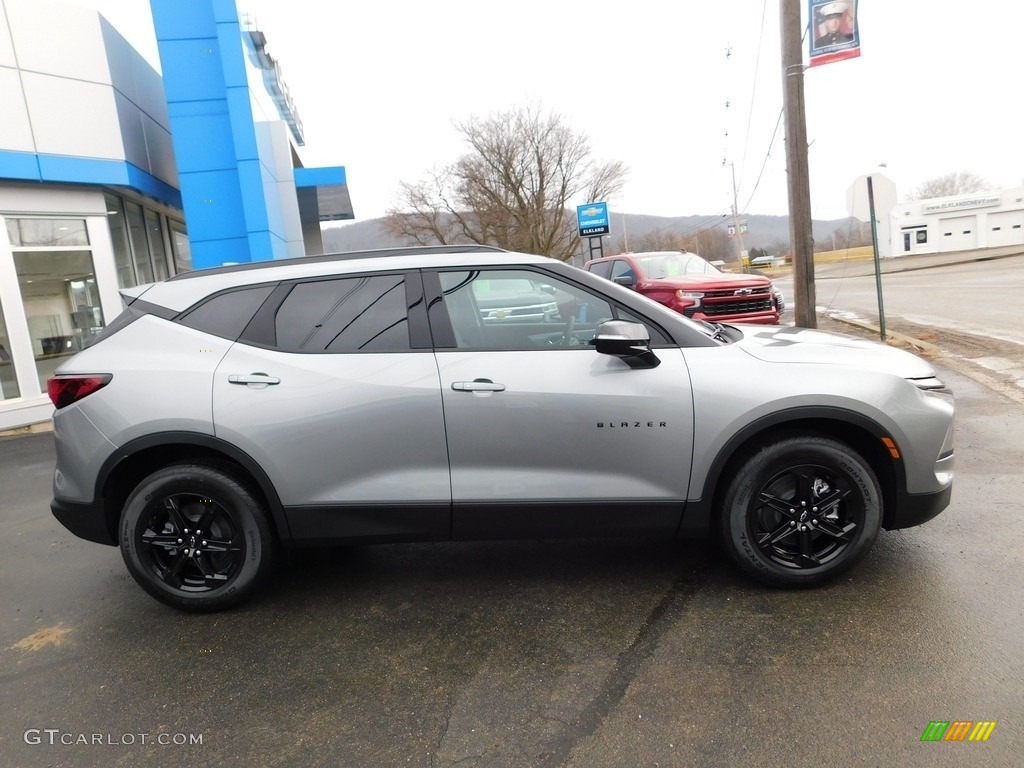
[[891, 186, 1024, 257], [0, 0, 352, 431]]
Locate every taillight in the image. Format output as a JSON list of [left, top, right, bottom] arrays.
[[48, 375, 112, 409]]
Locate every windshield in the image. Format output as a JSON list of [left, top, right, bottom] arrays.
[[634, 253, 720, 279]]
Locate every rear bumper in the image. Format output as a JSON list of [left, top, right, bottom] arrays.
[[886, 484, 953, 530], [51, 497, 116, 545]]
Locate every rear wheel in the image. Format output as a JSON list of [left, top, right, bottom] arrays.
[[119, 464, 276, 611], [719, 436, 881, 587]]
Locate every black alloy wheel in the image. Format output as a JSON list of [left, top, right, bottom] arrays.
[[720, 435, 882, 587], [120, 464, 275, 611]]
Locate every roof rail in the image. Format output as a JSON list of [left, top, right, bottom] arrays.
[[166, 244, 509, 281]]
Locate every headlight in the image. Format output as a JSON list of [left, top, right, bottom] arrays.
[[675, 290, 704, 308], [911, 376, 954, 404]]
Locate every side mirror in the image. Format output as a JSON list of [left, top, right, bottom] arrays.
[[592, 321, 660, 369], [612, 274, 636, 289]]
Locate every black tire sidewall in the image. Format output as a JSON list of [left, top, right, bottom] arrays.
[[721, 436, 882, 587], [120, 464, 273, 611]]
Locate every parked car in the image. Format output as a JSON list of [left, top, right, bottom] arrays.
[[749, 254, 782, 268], [473, 276, 559, 323], [48, 245, 954, 611], [585, 250, 780, 324]]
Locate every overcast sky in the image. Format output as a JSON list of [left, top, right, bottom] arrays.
[[72, 1, 1024, 225]]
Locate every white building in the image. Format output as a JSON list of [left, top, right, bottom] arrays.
[[1, 0, 351, 431], [890, 186, 1024, 256]]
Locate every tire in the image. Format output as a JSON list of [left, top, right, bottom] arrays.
[[719, 435, 882, 587], [120, 464, 276, 612]]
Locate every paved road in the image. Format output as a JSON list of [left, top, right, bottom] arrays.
[[1, 357, 1022, 767]]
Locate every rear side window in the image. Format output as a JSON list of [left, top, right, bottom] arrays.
[[587, 260, 612, 279], [274, 275, 411, 352], [178, 285, 276, 340]]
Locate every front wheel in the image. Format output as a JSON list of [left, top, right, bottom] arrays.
[[120, 464, 276, 611], [719, 436, 882, 587]]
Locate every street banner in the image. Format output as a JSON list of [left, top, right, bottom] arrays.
[[809, 0, 860, 67]]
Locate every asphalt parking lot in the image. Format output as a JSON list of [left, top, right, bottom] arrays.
[[1, 355, 1022, 768]]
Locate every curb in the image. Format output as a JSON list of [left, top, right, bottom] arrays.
[[0, 421, 53, 439], [822, 312, 941, 355]]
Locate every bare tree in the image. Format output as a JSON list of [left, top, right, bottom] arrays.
[[907, 171, 993, 200], [383, 105, 627, 262], [607, 225, 733, 263]]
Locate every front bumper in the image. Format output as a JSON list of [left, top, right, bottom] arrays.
[[885, 484, 953, 530]]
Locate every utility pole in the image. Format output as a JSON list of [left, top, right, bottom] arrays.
[[780, 0, 816, 328], [730, 163, 747, 271]]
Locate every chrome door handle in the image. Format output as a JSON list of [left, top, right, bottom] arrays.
[[228, 373, 281, 385], [451, 379, 505, 393]]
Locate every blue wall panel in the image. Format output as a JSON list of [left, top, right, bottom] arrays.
[[191, 236, 250, 269], [150, 0, 217, 39], [176, 169, 248, 239], [158, 40, 227, 103], [0, 150, 181, 208], [224, 87, 259, 161], [236, 159, 270, 234], [0, 150, 42, 181], [215, 21, 248, 89], [294, 166, 347, 188], [152, 0, 300, 267], [165, 111, 237, 174]]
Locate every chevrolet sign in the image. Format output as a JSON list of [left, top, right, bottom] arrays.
[[577, 201, 610, 237]]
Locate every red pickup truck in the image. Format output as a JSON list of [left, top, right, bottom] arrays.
[[584, 251, 781, 325]]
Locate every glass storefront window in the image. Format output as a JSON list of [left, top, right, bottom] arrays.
[[103, 193, 189, 282], [145, 209, 169, 281], [13, 250, 106, 391], [126, 202, 154, 284], [105, 194, 136, 288], [170, 221, 192, 274], [0, 294, 21, 401], [7, 218, 89, 248]]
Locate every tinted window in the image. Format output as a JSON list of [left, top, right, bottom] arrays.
[[275, 275, 411, 352], [179, 286, 276, 340], [588, 260, 612, 279], [610, 260, 635, 281], [437, 269, 667, 349]]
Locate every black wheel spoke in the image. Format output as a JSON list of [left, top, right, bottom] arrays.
[[142, 531, 181, 550], [162, 497, 188, 532], [163, 552, 189, 588], [816, 519, 857, 541], [201, 536, 238, 554], [196, 504, 216, 535], [815, 487, 850, 517], [758, 520, 797, 546], [757, 491, 799, 519], [193, 554, 229, 585], [798, 530, 821, 566], [793, 468, 817, 501]]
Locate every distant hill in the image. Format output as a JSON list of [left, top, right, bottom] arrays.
[[321, 213, 853, 255]]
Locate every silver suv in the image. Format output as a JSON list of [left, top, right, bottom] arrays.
[[49, 246, 955, 611]]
